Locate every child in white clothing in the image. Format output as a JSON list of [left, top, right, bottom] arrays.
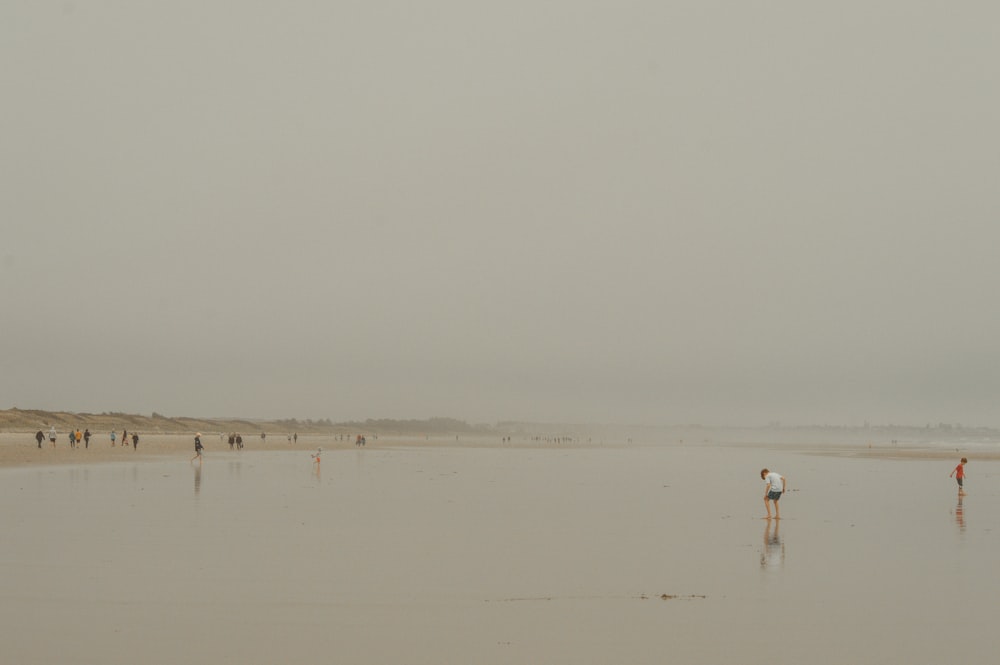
[[760, 468, 786, 520]]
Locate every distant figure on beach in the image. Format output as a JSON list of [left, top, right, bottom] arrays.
[[760, 468, 786, 520], [49, 426, 56, 447], [35, 430, 44, 448], [83, 429, 91, 448], [110, 430, 116, 446], [132, 432, 139, 450], [294, 432, 298, 444], [261, 432, 266, 442], [122, 429, 127, 445], [75, 429, 82, 448], [228, 433, 235, 450], [311, 447, 322, 478], [192, 433, 203, 462], [236, 433, 243, 450], [949, 458, 968, 496], [68, 430, 76, 448]]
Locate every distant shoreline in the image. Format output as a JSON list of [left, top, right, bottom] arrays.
[[1, 430, 995, 470], [0, 431, 505, 469], [4, 408, 1000, 441]]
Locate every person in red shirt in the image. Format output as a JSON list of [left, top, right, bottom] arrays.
[[949, 458, 968, 496]]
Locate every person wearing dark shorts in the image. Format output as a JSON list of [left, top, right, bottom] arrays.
[[191, 433, 204, 463], [760, 468, 787, 520], [949, 458, 967, 496], [35, 430, 44, 449]]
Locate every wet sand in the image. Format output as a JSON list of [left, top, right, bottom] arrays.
[[0, 437, 996, 664], [0, 431, 377, 468], [4, 429, 999, 469]]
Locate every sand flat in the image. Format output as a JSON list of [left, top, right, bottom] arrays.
[[0, 438, 995, 664]]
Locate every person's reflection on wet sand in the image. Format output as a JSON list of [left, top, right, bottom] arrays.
[[760, 519, 785, 571], [193, 463, 202, 496], [953, 496, 965, 532], [310, 447, 322, 481]]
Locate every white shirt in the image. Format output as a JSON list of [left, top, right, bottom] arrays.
[[764, 472, 784, 493]]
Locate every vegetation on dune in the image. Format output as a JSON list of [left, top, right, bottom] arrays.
[[0, 407, 487, 435]]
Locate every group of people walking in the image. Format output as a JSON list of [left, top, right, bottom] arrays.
[[36, 427, 92, 449], [110, 429, 140, 449], [35, 427, 138, 450], [33, 427, 366, 455]]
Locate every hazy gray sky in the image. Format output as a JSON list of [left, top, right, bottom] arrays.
[[3, 2, 999, 426]]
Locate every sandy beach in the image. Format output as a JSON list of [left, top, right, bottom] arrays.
[[0, 430, 386, 468], [3, 428, 999, 468], [6, 0, 998, 661], [0, 432, 996, 664]]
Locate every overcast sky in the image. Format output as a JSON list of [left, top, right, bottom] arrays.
[[2, 2, 999, 427]]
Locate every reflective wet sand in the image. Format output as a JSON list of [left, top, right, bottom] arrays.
[[0, 444, 995, 664]]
